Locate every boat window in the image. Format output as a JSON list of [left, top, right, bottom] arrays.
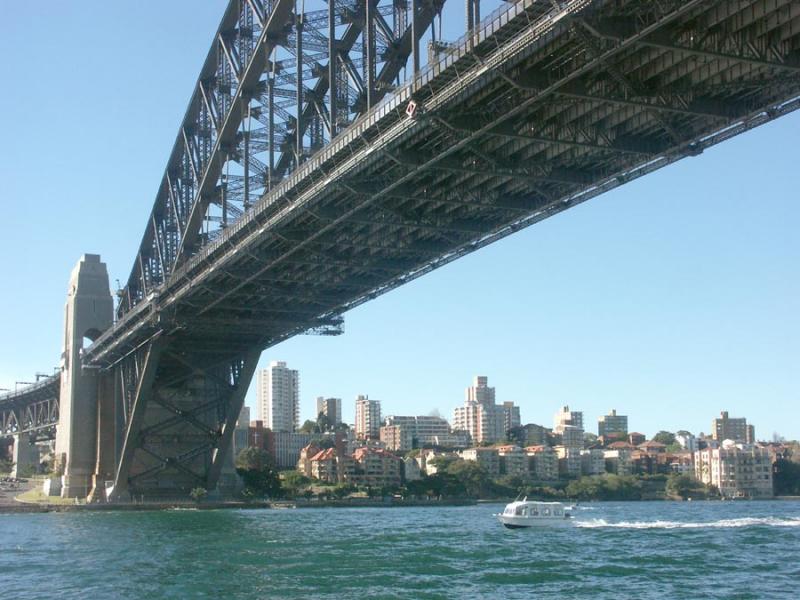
[[554, 509, 561, 516], [543, 508, 550, 516], [515, 506, 525, 516], [531, 508, 538, 516]]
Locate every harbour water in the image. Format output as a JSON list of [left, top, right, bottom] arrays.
[[1, 500, 798, 599]]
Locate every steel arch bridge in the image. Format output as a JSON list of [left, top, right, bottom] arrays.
[[4, 0, 800, 499]]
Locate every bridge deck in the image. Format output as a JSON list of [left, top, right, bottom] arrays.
[[86, 0, 800, 369]]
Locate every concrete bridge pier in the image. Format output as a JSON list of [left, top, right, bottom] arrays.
[[11, 432, 38, 478], [54, 255, 113, 498]]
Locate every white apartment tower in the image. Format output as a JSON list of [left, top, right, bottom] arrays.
[[355, 395, 381, 439], [257, 361, 300, 432]]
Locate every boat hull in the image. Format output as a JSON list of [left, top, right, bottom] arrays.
[[496, 514, 573, 528]]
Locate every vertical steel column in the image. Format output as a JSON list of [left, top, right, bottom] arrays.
[[466, 0, 474, 32], [221, 154, 228, 228], [365, 0, 375, 110], [243, 102, 251, 210], [411, 0, 420, 76], [268, 73, 275, 190], [296, 7, 304, 167], [329, 0, 337, 138]]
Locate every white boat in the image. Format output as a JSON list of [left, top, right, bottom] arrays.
[[495, 498, 573, 528]]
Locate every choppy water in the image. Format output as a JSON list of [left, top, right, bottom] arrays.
[[1, 501, 798, 599]]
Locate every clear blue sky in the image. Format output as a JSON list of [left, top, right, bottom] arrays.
[[0, 2, 797, 440]]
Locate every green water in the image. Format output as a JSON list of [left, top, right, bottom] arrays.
[[1, 501, 798, 598]]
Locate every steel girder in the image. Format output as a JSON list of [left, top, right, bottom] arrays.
[[110, 339, 259, 499], [0, 376, 60, 437], [118, 0, 445, 318], [85, 0, 800, 376]]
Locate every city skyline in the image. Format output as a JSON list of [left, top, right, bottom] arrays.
[[245, 363, 778, 442], [1, 2, 797, 440]]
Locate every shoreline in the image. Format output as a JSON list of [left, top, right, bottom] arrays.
[[0, 497, 478, 514]]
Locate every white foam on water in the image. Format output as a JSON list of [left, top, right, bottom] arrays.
[[574, 516, 800, 530]]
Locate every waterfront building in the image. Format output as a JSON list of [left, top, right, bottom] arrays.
[[597, 409, 628, 440], [711, 411, 755, 443], [380, 424, 414, 452], [265, 431, 315, 469], [555, 445, 582, 477], [355, 395, 381, 440], [553, 405, 583, 434], [628, 432, 646, 446], [694, 441, 773, 498], [580, 449, 606, 476], [453, 376, 505, 444], [497, 445, 529, 476], [561, 425, 585, 450], [460, 447, 500, 476], [297, 443, 321, 477], [512, 423, 549, 447], [639, 440, 667, 454], [257, 361, 299, 432], [430, 430, 471, 449], [381, 415, 452, 449], [352, 447, 402, 488], [502, 401, 521, 432], [526, 446, 558, 481], [668, 451, 695, 474], [316, 397, 342, 425], [604, 448, 634, 476]]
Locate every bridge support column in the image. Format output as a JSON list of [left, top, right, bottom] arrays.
[[54, 254, 113, 498], [11, 432, 38, 478]]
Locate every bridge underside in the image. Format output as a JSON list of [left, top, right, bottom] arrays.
[[0, 376, 60, 440], [81, 0, 800, 497]]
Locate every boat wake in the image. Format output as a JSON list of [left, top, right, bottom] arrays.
[[575, 517, 800, 530]]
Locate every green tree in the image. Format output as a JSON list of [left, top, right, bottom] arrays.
[[565, 475, 643, 500], [652, 431, 676, 446], [665, 474, 705, 500], [299, 420, 318, 434], [446, 460, 491, 498], [235, 447, 282, 498], [774, 458, 800, 495], [282, 471, 310, 497], [190, 487, 208, 503]]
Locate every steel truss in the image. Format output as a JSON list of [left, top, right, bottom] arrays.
[[87, 0, 800, 375], [0, 376, 60, 438], [111, 340, 259, 498], [119, 0, 444, 317]]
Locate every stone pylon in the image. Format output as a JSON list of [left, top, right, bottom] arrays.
[[11, 432, 38, 478], [54, 255, 113, 498]]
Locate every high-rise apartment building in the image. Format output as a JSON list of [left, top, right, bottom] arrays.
[[316, 397, 342, 426], [466, 375, 496, 405], [598, 409, 628, 439], [553, 405, 583, 434], [502, 401, 521, 432], [355, 395, 381, 439], [257, 361, 299, 432], [453, 376, 505, 444], [711, 411, 754, 443]]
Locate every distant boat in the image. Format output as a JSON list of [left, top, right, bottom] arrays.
[[495, 498, 573, 528]]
